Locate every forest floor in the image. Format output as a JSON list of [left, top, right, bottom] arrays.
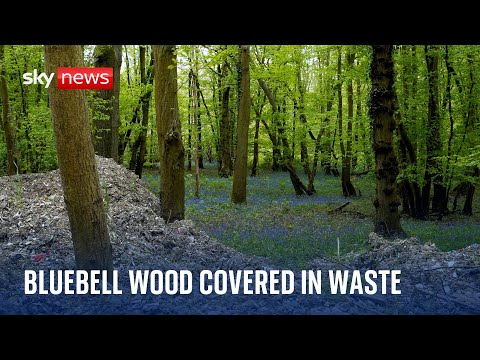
[[144, 163, 480, 269], [0, 157, 479, 314]]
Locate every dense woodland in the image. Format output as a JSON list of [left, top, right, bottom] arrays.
[[1, 45, 479, 271]]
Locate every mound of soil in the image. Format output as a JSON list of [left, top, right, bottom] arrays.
[[0, 156, 479, 314]]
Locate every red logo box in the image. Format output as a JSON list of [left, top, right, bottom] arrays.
[[57, 67, 113, 90]]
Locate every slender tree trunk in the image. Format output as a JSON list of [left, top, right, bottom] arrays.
[[251, 115, 260, 177], [192, 46, 200, 198], [322, 99, 334, 176], [126, 52, 154, 169], [198, 83, 217, 165], [119, 53, 154, 161], [232, 45, 250, 203], [280, 102, 289, 171], [0, 45, 18, 175], [35, 58, 43, 104], [395, 46, 424, 219], [445, 45, 455, 201], [320, 51, 334, 175], [216, 63, 223, 170], [187, 70, 193, 171], [10, 48, 32, 172], [111, 45, 122, 163], [296, 62, 315, 193], [93, 45, 115, 158], [218, 85, 232, 177], [134, 46, 152, 178], [424, 45, 447, 217], [271, 135, 281, 171], [370, 45, 405, 237], [129, 45, 146, 172], [251, 93, 265, 177], [354, 79, 362, 169], [337, 49, 344, 163], [343, 51, 356, 196], [153, 45, 185, 222], [397, 118, 424, 219], [44, 45, 113, 274], [291, 101, 296, 162], [337, 48, 356, 196], [462, 54, 478, 216], [196, 78, 204, 169], [124, 45, 131, 86]]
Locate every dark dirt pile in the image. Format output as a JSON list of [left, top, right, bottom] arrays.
[[0, 156, 479, 314]]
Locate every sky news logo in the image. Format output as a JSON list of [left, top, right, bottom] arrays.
[[23, 68, 113, 90]]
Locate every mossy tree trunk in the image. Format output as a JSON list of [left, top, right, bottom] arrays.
[[369, 45, 405, 237], [153, 45, 185, 222], [44, 45, 113, 273], [232, 45, 251, 203]]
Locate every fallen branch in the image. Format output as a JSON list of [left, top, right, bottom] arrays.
[[328, 202, 351, 214]]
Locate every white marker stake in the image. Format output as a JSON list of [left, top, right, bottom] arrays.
[[337, 237, 340, 257]]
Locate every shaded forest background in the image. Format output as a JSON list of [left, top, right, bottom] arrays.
[[1, 45, 479, 268]]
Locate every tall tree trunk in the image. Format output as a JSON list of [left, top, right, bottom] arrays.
[[322, 98, 335, 176], [354, 79, 362, 169], [44, 45, 113, 274], [320, 50, 334, 175], [129, 45, 146, 172], [337, 48, 355, 196], [462, 54, 478, 216], [111, 45, 122, 162], [280, 101, 289, 171], [196, 76, 204, 169], [10, 47, 32, 171], [119, 52, 154, 162], [370, 45, 405, 237], [187, 70, 193, 171], [291, 100, 296, 162], [134, 46, 152, 178], [198, 82, 216, 165], [445, 45, 455, 202], [251, 115, 260, 177], [218, 85, 232, 177], [153, 45, 185, 222], [423, 45, 446, 217], [216, 63, 223, 170], [251, 92, 265, 177], [395, 46, 424, 219], [271, 136, 281, 171], [128, 50, 154, 172], [232, 45, 250, 203], [296, 61, 315, 193], [343, 51, 356, 196], [0, 45, 18, 175], [93, 45, 115, 158], [35, 57, 43, 104], [192, 45, 200, 198], [124, 45, 131, 86], [396, 113, 424, 219]]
